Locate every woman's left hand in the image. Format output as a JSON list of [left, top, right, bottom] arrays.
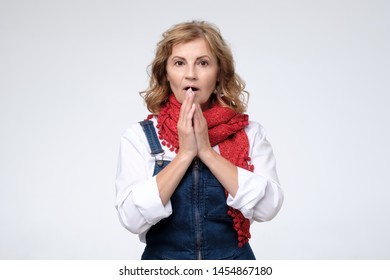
[[192, 102, 239, 197], [193, 103, 213, 160]]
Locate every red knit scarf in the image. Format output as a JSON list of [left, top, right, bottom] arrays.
[[152, 94, 254, 247]]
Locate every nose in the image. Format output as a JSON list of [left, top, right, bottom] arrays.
[[185, 65, 198, 80]]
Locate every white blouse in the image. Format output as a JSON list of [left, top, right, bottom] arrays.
[[115, 116, 284, 243]]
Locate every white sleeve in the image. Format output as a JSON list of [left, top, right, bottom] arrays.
[[226, 122, 284, 222], [115, 125, 172, 236]]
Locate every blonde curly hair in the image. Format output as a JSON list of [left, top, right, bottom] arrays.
[[140, 20, 249, 114]]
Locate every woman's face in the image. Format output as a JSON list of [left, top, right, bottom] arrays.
[[166, 38, 219, 110]]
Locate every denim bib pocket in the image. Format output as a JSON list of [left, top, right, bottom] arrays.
[[204, 178, 231, 220]]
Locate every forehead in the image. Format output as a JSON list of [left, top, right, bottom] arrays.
[[170, 38, 215, 58]]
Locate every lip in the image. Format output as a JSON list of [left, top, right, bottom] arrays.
[[184, 86, 199, 91]]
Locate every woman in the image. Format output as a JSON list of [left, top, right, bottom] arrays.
[[115, 20, 283, 260]]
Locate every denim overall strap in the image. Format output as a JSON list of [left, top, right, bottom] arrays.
[[139, 120, 164, 166]]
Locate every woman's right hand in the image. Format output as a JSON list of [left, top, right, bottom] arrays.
[[176, 89, 197, 160]]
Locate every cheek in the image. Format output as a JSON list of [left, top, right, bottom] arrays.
[[166, 71, 172, 83], [167, 73, 182, 88], [205, 71, 218, 85], [205, 77, 218, 89], [166, 68, 176, 82]]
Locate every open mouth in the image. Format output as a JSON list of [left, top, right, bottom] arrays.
[[184, 86, 199, 92]]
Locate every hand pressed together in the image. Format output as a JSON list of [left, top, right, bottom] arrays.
[[176, 88, 213, 162], [156, 89, 239, 205]]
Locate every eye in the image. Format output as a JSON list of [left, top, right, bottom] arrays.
[[174, 60, 184, 66], [199, 60, 209, 66]]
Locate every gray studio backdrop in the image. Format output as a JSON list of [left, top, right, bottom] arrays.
[[1, 0, 389, 259]]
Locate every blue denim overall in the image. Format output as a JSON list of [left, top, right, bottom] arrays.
[[139, 120, 255, 260]]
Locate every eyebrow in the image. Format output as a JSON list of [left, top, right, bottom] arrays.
[[170, 55, 212, 61]]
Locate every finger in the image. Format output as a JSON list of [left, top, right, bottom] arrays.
[[192, 104, 200, 128], [197, 103, 205, 119], [193, 103, 205, 127], [179, 90, 194, 116], [189, 103, 196, 121], [181, 91, 196, 126], [178, 97, 190, 128]]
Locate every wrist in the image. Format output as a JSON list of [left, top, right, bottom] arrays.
[[198, 147, 216, 164], [176, 150, 196, 164]]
